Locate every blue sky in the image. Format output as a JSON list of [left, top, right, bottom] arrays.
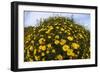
[[24, 11, 90, 30]]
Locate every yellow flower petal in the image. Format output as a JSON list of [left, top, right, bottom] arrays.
[[48, 36, 51, 38], [39, 45, 46, 51], [56, 54, 63, 60], [67, 50, 75, 57], [45, 30, 50, 34], [47, 43, 52, 48], [61, 28, 64, 31], [34, 49, 37, 55], [29, 46, 33, 51], [31, 40, 34, 44], [67, 36, 73, 41], [46, 50, 50, 54], [54, 40, 60, 45], [52, 49, 56, 53], [60, 39, 66, 45], [55, 35, 60, 39], [62, 45, 69, 51], [39, 38, 45, 44], [41, 52, 45, 56], [35, 56, 40, 61], [49, 26, 53, 30], [56, 26, 59, 29], [71, 43, 80, 49]]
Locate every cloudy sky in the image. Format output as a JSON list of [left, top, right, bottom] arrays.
[[24, 11, 90, 30]]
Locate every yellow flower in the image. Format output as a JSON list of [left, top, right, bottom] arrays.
[[54, 40, 60, 45], [48, 36, 51, 38], [39, 38, 45, 44], [60, 39, 66, 45], [27, 34, 31, 38], [70, 24, 73, 27], [62, 45, 69, 51], [52, 49, 56, 53], [56, 26, 59, 29], [34, 49, 37, 55], [41, 52, 45, 56], [31, 40, 34, 44], [56, 54, 63, 60], [59, 32, 62, 34], [39, 28, 45, 32], [61, 28, 64, 31], [64, 22, 66, 24], [47, 43, 52, 48], [49, 26, 53, 30], [45, 30, 51, 34], [29, 46, 33, 51], [39, 45, 46, 51], [55, 23, 58, 25], [67, 49, 75, 57], [67, 36, 73, 41], [65, 30, 67, 33], [67, 32, 71, 35], [35, 56, 40, 61], [25, 40, 29, 44], [79, 33, 84, 38], [71, 43, 80, 49], [55, 35, 59, 39], [46, 50, 50, 54]]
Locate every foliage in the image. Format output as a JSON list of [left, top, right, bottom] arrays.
[[24, 16, 90, 62]]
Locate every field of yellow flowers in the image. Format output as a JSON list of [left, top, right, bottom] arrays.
[[24, 16, 90, 62]]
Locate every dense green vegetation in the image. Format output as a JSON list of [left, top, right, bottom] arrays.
[[24, 16, 90, 62]]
